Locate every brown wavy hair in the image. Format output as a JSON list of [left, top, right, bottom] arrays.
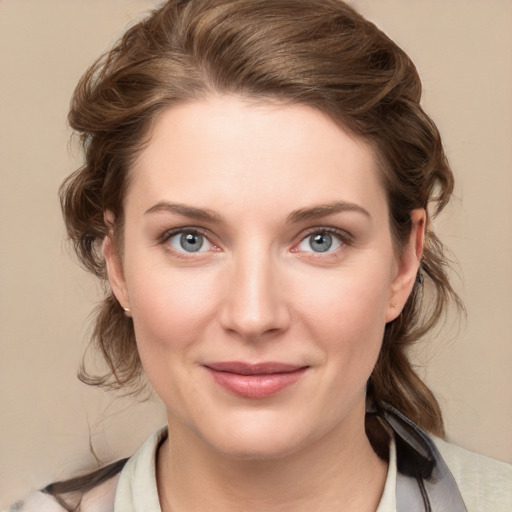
[[62, 0, 459, 459]]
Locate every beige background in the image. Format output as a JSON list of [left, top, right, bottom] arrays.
[[0, 0, 511, 506]]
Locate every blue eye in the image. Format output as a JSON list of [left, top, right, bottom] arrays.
[[168, 231, 212, 253], [297, 231, 343, 253]]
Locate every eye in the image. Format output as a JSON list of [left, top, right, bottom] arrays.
[[167, 230, 213, 253], [296, 230, 344, 253]]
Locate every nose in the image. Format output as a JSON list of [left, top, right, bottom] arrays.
[[219, 248, 291, 341]]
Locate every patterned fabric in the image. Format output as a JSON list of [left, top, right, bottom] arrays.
[[7, 409, 512, 512], [375, 403, 467, 511]]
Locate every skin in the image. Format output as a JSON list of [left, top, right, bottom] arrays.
[[104, 95, 425, 511]]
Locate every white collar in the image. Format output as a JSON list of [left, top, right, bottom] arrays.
[[114, 427, 167, 511], [114, 427, 397, 512]]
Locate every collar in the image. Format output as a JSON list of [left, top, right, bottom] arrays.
[[371, 402, 467, 512], [113, 426, 167, 512], [114, 405, 467, 512]]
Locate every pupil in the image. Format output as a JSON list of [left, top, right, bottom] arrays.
[[180, 232, 203, 252], [311, 233, 332, 252]]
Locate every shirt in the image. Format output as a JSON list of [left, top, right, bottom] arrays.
[[7, 427, 512, 512], [113, 428, 400, 511]]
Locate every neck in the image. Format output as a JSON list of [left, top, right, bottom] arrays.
[[157, 408, 388, 512]]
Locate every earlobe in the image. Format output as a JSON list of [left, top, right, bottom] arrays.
[[385, 209, 426, 323], [103, 210, 131, 314]]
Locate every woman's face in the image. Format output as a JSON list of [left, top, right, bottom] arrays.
[[106, 95, 423, 459]]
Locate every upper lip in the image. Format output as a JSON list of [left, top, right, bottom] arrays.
[[204, 362, 307, 375]]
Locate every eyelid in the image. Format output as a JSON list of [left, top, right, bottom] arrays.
[[157, 225, 352, 256], [292, 226, 353, 253], [159, 226, 205, 243], [158, 226, 220, 255]]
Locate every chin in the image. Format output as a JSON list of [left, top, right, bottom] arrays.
[[195, 411, 323, 461], [209, 433, 306, 461]]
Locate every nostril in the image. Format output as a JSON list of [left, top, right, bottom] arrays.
[[220, 307, 291, 341], [218, 257, 291, 339]]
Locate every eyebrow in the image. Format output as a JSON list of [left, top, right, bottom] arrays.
[[144, 201, 224, 223], [144, 200, 370, 224], [286, 201, 371, 224]]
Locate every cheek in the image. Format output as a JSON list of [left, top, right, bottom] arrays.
[[125, 266, 222, 411], [295, 264, 392, 375], [126, 264, 218, 361], [297, 265, 392, 335]]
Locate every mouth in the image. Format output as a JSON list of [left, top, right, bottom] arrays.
[[203, 361, 309, 399]]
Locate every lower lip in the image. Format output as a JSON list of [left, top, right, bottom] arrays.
[[206, 368, 307, 399]]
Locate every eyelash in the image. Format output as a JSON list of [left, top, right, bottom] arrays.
[[158, 226, 353, 257], [158, 228, 218, 259], [293, 227, 353, 255]]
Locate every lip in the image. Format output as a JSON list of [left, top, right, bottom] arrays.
[[203, 361, 308, 398]]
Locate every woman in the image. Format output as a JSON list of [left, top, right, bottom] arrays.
[[11, 0, 512, 511]]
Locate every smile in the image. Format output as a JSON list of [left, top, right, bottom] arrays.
[[203, 362, 309, 399]]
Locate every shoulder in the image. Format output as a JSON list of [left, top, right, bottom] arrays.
[[5, 475, 119, 512], [433, 436, 512, 512], [3, 492, 64, 512], [6, 428, 166, 512]]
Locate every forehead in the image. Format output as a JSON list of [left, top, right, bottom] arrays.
[[127, 95, 387, 221]]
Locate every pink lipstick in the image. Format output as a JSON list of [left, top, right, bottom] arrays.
[[204, 362, 307, 398]]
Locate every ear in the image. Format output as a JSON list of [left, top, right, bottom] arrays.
[[103, 210, 131, 314], [385, 208, 425, 323]]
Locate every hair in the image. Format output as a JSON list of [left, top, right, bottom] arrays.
[[53, 0, 461, 507]]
